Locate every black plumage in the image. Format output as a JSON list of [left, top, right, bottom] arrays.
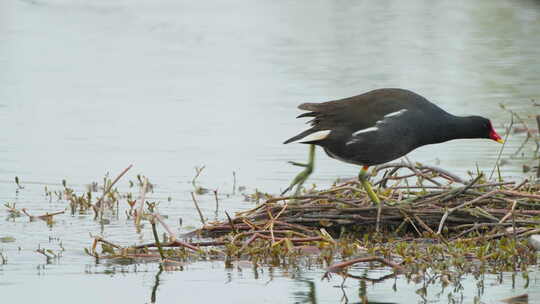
[[284, 88, 501, 166]]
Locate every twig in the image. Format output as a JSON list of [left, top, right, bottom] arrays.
[[323, 256, 404, 280], [225, 211, 237, 234], [95, 164, 133, 218], [135, 176, 148, 227], [154, 213, 177, 242], [213, 190, 219, 216], [133, 239, 199, 251], [190, 192, 206, 226], [192, 165, 205, 186], [511, 179, 528, 191], [499, 190, 540, 200], [21, 209, 64, 222], [375, 163, 465, 184], [437, 189, 499, 234], [440, 174, 483, 203], [489, 114, 512, 180], [232, 171, 237, 195]]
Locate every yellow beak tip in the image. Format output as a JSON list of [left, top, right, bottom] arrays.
[[496, 139, 505, 144]]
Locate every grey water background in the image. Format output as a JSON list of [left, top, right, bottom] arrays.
[[1, 0, 540, 303]]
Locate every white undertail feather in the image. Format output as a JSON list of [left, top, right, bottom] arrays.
[[297, 130, 332, 143]]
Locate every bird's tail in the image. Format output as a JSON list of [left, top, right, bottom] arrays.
[[283, 129, 330, 144]]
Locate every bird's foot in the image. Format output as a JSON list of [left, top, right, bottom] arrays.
[[358, 167, 380, 205], [281, 162, 313, 196], [282, 145, 316, 196], [288, 161, 309, 168]]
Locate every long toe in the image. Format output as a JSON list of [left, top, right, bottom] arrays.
[[282, 167, 311, 196]]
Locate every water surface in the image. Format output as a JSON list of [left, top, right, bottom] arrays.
[[1, 0, 539, 303]]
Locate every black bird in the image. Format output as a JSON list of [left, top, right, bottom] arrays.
[[283, 88, 504, 201]]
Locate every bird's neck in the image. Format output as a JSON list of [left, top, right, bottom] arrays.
[[435, 115, 479, 143]]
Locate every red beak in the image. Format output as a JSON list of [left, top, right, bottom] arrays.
[[489, 126, 504, 144]]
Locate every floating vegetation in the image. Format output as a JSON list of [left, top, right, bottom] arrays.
[[0, 236, 16, 243], [85, 162, 540, 293]]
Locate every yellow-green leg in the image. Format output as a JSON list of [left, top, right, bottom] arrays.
[[282, 144, 315, 196], [359, 166, 380, 204]]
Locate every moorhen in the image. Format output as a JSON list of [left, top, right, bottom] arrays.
[[283, 88, 504, 202]]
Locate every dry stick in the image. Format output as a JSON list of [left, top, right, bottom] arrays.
[[231, 230, 310, 245], [133, 239, 199, 251], [273, 220, 314, 233], [135, 177, 148, 227], [255, 234, 323, 243], [235, 194, 333, 217], [375, 167, 400, 188], [376, 203, 382, 233], [510, 179, 528, 191], [213, 190, 219, 215], [241, 218, 261, 230], [154, 213, 177, 242], [224, 211, 237, 234], [232, 171, 237, 195], [511, 200, 517, 241], [94, 236, 123, 249], [440, 174, 484, 203], [404, 156, 442, 187], [185, 241, 226, 247], [263, 202, 288, 230], [436, 189, 499, 234], [462, 228, 540, 242], [412, 214, 435, 235], [239, 233, 261, 251], [95, 164, 133, 219], [265, 207, 276, 243], [489, 114, 512, 180], [375, 163, 465, 184], [389, 181, 514, 190], [21, 209, 65, 221], [499, 190, 540, 199], [190, 192, 206, 226], [323, 256, 404, 280], [389, 185, 449, 189], [403, 212, 421, 236], [234, 231, 317, 247], [508, 110, 539, 157], [499, 200, 518, 224], [98, 253, 162, 260]]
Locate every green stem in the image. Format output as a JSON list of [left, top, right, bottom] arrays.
[[151, 218, 165, 260]]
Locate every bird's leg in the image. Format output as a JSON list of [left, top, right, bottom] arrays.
[[282, 144, 315, 196], [358, 166, 380, 204]]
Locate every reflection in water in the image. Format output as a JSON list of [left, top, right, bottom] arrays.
[[150, 265, 164, 304], [293, 278, 318, 304]]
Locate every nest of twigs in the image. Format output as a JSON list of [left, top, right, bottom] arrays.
[[88, 163, 539, 285], [194, 163, 540, 242]]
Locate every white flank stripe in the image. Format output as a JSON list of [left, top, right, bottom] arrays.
[[352, 127, 378, 136], [299, 130, 331, 142], [384, 109, 407, 118]]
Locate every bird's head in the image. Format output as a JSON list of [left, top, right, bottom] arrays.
[[472, 116, 504, 143]]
